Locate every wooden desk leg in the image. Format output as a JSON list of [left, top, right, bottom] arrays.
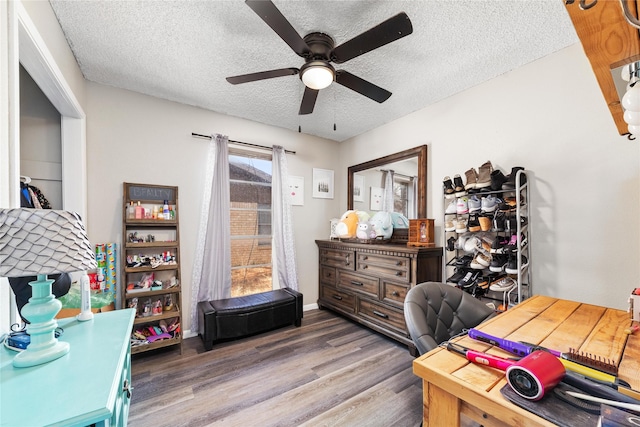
[[423, 380, 460, 426]]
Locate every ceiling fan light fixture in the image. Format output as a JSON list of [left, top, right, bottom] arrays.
[[300, 61, 335, 90], [622, 61, 640, 136]]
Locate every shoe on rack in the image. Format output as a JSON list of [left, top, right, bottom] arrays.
[[464, 236, 482, 253], [444, 219, 456, 232], [489, 255, 508, 272], [456, 197, 469, 214], [490, 236, 510, 254], [501, 167, 526, 190], [476, 161, 493, 188], [490, 169, 508, 191], [491, 211, 505, 232], [446, 236, 456, 251], [454, 235, 469, 250], [454, 254, 474, 267], [445, 199, 457, 214], [446, 268, 468, 284], [505, 255, 528, 275], [458, 270, 480, 288], [479, 215, 492, 232], [468, 214, 481, 232], [470, 252, 491, 269], [489, 276, 516, 292], [443, 176, 456, 199], [481, 195, 501, 213], [468, 195, 481, 213], [503, 233, 527, 252], [453, 174, 466, 196], [464, 168, 478, 190], [455, 219, 468, 233]]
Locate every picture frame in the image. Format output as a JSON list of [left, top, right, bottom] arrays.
[[353, 174, 364, 202], [370, 186, 383, 211], [312, 168, 334, 199], [288, 175, 304, 206]]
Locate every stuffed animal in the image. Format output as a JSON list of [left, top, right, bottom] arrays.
[[390, 212, 410, 229], [369, 211, 393, 239], [335, 210, 359, 238], [356, 221, 376, 240]]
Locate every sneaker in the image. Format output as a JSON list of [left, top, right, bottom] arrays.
[[491, 211, 505, 232], [443, 176, 456, 199], [470, 252, 491, 269], [453, 174, 466, 196], [478, 215, 492, 232], [458, 270, 480, 288], [456, 197, 469, 214], [464, 168, 478, 190], [445, 199, 457, 214], [454, 235, 468, 250], [468, 214, 481, 232], [502, 167, 526, 190], [489, 255, 508, 272], [490, 236, 510, 254], [444, 219, 456, 232], [490, 169, 508, 191], [455, 219, 467, 233], [476, 161, 493, 188], [468, 195, 481, 213], [505, 255, 528, 274], [446, 236, 456, 251], [503, 233, 527, 252], [454, 255, 473, 267], [481, 195, 500, 213], [447, 268, 468, 284], [464, 236, 482, 253], [489, 276, 516, 292]]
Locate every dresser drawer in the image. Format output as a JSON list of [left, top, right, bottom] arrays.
[[320, 248, 355, 270], [357, 253, 410, 283], [382, 281, 410, 308], [320, 283, 355, 313], [358, 299, 407, 334], [320, 266, 337, 285], [338, 270, 379, 299]]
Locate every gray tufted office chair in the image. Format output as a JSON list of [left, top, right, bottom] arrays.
[[404, 282, 496, 355]]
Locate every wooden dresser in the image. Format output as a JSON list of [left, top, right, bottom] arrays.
[[316, 239, 442, 355]]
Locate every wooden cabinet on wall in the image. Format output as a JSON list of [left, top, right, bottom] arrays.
[[316, 240, 442, 355]]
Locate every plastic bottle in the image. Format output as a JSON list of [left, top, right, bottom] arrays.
[[163, 200, 170, 220], [127, 201, 135, 219], [135, 201, 142, 219]]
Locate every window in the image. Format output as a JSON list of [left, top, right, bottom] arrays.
[[229, 152, 272, 297], [393, 177, 410, 217]]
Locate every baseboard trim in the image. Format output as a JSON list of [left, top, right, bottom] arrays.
[[304, 303, 318, 311]]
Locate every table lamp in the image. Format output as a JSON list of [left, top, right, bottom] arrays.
[[0, 208, 96, 367]]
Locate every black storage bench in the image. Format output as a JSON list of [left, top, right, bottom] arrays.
[[198, 287, 303, 351]]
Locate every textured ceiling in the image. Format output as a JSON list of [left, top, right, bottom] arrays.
[[49, 0, 579, 142]]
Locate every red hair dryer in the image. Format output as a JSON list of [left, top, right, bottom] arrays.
[[447, 342, 566, 400]]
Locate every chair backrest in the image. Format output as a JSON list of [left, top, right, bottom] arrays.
[[404, 282, 495, 355]]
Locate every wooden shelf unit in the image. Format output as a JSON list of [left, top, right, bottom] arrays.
[[121, 182, 182, 355]]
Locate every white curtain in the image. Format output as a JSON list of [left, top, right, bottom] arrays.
[[190, 134, 231, 331], [382, 170, 395, 213], [272, 145, 299, 290], [408, 176, 418, 218]]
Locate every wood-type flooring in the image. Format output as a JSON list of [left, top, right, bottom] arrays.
[[128, 309, 423, 427]]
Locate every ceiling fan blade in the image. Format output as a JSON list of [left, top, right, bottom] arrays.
[[331, 12, 413, 64], [335, 70, 391, 103], [226, 68, 299, 84], [245, 0, 310, 57], [299, 86, 319, 115]]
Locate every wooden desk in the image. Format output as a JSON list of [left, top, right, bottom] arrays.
[[412, 295, 640, 427]]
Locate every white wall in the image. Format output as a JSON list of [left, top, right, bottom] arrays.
[[85, 82, 341, 331], [340, 43, 639, 310]]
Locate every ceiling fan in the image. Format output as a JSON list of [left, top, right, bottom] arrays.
[[226, 0, 413, 115]]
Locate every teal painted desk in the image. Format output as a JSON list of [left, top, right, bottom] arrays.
[[1, 309, 135, 427]]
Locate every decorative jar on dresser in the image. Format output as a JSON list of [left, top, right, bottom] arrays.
[[316, 239, 442, 355]]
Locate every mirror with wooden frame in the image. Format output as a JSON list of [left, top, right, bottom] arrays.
[[347, 145, 427, 219]]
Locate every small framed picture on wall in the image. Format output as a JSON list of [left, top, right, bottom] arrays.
[[370, 187, 383, 211], [312, 168, 334, 199], [288, 176, 304, 206], [353, 174, 364, 202]]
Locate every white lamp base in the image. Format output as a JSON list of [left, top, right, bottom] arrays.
[[13, 274, 69, 368]]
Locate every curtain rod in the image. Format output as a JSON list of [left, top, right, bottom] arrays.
[[379, 169, 414, 180], [191, 132, 296, 155]]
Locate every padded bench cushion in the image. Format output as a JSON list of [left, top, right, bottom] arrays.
[[198, 287, 303, 351]]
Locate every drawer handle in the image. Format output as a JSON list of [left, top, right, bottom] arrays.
[[123, 379, 133, 399], [351, 281, 364, 286], [332, 294, 343, 301], [395, 272, 403, 276], [373, 310, 389, 319], [396, 261, 403, 266], [391, 291, 400, 297], [363, 256, 368, 260], [345, 262, 350, 266], [362, 265, 368, 269]]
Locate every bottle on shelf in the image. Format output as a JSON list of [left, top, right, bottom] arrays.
[[135, 201, 143, 219], [127, 201, 135, 219], [163, 200, 170, 220]]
